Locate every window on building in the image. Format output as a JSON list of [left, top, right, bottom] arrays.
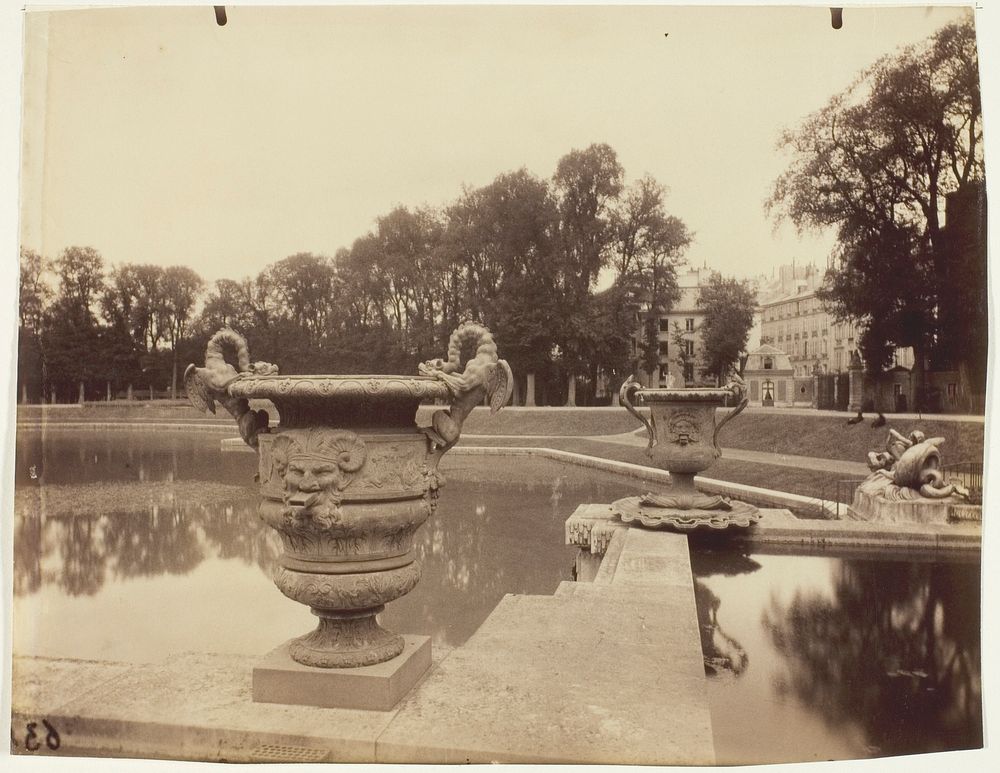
[[683, 363, 694, 382], [658, 341, 669, 355], [803, 341, 808, 356], [684, 340, 694, 356], [659, 318, 669, 333], [685, 318, 694, 332], [763, 357, 773, 370]]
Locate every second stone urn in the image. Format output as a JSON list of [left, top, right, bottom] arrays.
[[185, 322, 512, 672], [612, 374, 760, 530]]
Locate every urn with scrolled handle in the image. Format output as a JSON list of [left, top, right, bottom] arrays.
[[185, 323, 513, 668], [612, 373, 760, 530]]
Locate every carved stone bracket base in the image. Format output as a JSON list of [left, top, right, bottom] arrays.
[[611, 495, 761, 532], [288, 606, 404, 668]]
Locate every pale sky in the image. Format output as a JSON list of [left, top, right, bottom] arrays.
[[18, 3, 976, 284]]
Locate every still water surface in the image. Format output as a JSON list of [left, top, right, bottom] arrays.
[[12, 429, 982, 762]]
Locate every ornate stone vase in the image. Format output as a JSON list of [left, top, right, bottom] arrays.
[[185, 323, 512, 668], [611, 375, 760, 530]]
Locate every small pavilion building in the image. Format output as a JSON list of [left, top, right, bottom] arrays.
[[743, 344, 794, 407]]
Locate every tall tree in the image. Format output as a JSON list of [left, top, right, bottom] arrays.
[[43, 246, 106, 401], [769, 17, 984, 407], [697, 272, 757, 385], [161, 266, 204, 398], [18, 248, 52, 330], [609, 176, 690, 389], [131, 264, 168, 354], [553, 143, 624, 404], [442, 168, 561, 401], [17, 248, 53, 402]]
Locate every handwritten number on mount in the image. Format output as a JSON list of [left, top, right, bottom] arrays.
[[12, 720, 60, 752], [43, 720, 61, 750], [24, 723, 39, 752]]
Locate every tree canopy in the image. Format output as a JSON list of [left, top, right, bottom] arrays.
[[18, 142, 697, 406], [768, 17, 985, 402], [697, 273, 757, 385]]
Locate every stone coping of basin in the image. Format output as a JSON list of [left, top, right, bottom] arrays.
[[567, 503, 981, 556], [11, 529, 715, 765]]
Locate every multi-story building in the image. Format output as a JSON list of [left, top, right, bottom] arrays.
[[632, 266, 713, 387], [759, 290, 850, 378], [759, 288, 917, 378]]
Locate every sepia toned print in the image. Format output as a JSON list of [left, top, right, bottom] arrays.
[[7, 4, 988, 769]]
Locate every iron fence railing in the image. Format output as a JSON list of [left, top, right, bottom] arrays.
[[830, 478, 868, 519], [818, 463, 982, 519], [942, 461, 983, 503]]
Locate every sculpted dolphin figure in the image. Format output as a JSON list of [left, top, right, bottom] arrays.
[[418, 321, 513, 453], [184, 327, 277, 447]]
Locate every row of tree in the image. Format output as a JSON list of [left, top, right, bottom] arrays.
[[18, 144, 757, 406], [769, 17, 987, 404]]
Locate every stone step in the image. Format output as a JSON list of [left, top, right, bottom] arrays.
[[377, 560, 714, 765]]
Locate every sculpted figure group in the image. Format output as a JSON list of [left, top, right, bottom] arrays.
[[866, 428, 970, 501]]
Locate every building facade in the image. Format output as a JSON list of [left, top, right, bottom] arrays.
[[759, 290, 850, 378], [632, 266, 713, 387], [759, 289, 914, 378], [742, 344, 795, 407]]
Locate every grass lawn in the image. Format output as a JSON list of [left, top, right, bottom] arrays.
[[20, 402, 984, 471], [450, 407, 984, 465]]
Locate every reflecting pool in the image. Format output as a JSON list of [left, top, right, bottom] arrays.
[[11, 428, 982, 762], [12, 429, 641, 661], [692, 547, 982, 763]]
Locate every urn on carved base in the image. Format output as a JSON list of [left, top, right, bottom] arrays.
[[611, 375, 760, 531], [186, 324, 512, 679]]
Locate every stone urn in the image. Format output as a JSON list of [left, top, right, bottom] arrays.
[[611, 375, 760, 530], [185, 323, 512, 672]]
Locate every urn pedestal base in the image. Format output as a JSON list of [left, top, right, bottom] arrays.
[[612, 495, 761, 531], [610, 470, 762, 532], [252, 635, 432, 711]]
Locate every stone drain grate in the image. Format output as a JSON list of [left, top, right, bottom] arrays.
[[250, 744, 330, 763]]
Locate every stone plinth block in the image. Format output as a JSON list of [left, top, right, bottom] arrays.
[[253, 636, 431, 711]]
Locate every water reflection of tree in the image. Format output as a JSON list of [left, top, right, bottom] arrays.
[[104, 508, 204, 579], [691, 548, 761, 678], [198, 500, 280, 573], [58, 517, 108, 596], [382, 474, 578, 649], [15, 496, 273, 598], [762, 560, 982, 756], [13, 514, 44, 595]]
